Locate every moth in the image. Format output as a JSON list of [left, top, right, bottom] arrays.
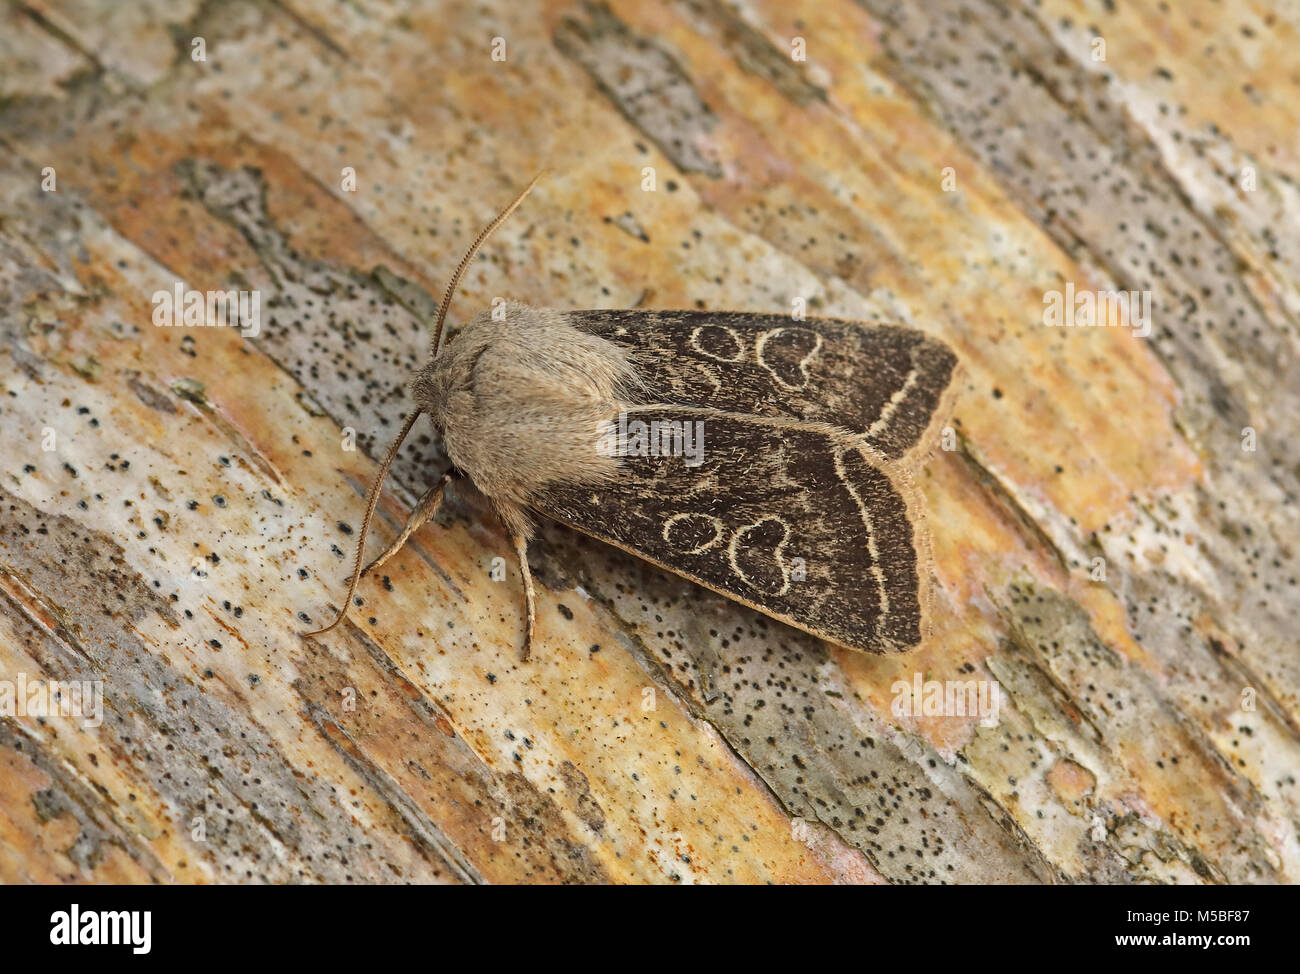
[[306, 175, 959, 660]]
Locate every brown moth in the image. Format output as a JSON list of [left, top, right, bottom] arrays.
[[305, 176, 959, 661]]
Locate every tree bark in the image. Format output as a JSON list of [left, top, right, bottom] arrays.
[[0, 0, 1296, 883]]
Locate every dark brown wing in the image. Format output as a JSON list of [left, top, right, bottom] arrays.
[[535, 408, 929, 653], [567, 310, 957, 460]]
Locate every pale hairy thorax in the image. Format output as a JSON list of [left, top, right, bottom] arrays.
[[410, 300, 642, 535]]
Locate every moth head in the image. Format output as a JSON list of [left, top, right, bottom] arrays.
[[303, 172, 544, 637]]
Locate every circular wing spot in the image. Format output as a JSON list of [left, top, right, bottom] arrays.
[[729, 516, 792, 596], [689, 325, 745, 362], [663, 512, 724, 554]]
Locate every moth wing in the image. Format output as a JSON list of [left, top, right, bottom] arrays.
[[535, 408, 932, 654], [567, 310, 957, 460]]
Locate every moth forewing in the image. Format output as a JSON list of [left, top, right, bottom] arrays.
[[567, 310, 958, 462], [536, 406, 948, 654]]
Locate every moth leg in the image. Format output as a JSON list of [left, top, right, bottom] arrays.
[[362, 473, 453, 577], [509, 529, 536, 662]]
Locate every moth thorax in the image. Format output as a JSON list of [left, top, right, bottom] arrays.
[[409, 305, 639, 506]]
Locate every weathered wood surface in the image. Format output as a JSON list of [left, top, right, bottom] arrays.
[[0, 0, 1296, 884]]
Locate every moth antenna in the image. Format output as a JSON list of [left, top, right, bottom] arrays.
[[430, 171, 545, 354], [303, 409, 422, 637]]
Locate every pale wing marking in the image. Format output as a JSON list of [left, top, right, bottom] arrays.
[[833, 447, 888, 641], [865, 367, 919, 438]]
